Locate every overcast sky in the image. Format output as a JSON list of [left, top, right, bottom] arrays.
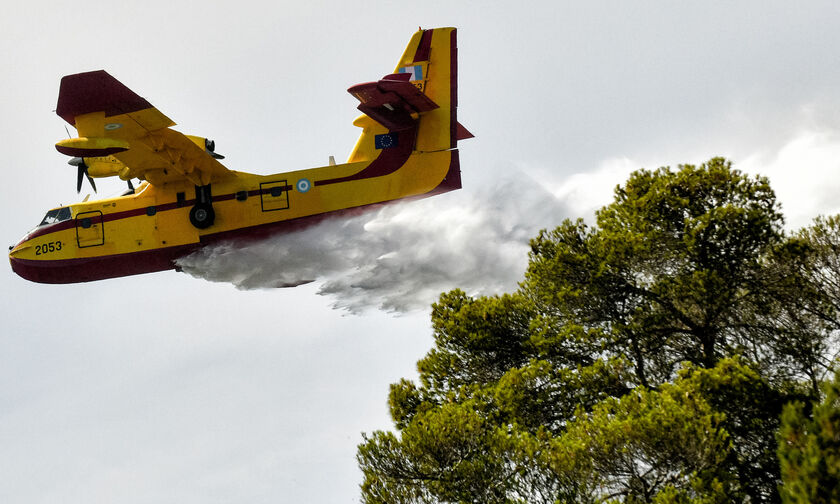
[[3, 1, 840, 502]]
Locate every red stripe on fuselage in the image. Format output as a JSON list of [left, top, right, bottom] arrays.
[[21, 185, 296, 242], [314, 126, 415, 187]]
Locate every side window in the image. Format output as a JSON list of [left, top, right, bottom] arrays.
[[39, 209, 60, 226], [56, 207, 71, 222], [40, 207, 72, 226]]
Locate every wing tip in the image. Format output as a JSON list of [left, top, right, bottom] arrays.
[[56, 70, 153, 125]]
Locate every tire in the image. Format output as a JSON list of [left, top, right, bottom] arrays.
[[189, 204, 215, 229]]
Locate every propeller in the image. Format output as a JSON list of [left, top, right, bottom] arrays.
[[205, 138, 225, 159], [69, 157, 96, 193]]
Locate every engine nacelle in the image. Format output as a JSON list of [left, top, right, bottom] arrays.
[[55, 137, 129, 157]]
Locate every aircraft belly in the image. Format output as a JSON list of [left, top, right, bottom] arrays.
[[9, 243, 198, 284]]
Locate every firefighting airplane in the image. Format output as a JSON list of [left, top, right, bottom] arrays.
[[9, 27, 471, 284]]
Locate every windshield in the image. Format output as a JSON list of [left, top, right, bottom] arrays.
[[39, 207, 72, 226]]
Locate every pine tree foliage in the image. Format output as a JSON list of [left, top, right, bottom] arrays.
[[357, 158, 840, 503], [778, 371, 840, 504]]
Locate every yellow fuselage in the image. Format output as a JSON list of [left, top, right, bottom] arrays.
[[9, 148, 461, 283]]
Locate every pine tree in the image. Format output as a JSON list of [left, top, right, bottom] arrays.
[[358, 158, 840, 503]]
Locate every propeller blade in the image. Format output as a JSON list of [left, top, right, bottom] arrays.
[[70, 157, 96, 193], [76, 165, 84, 193], [86, 171, 97, 193]]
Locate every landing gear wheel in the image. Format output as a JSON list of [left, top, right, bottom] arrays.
[[189, 204, 215, 229]]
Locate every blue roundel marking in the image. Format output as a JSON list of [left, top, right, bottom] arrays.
[[296, 178, 312, 193]]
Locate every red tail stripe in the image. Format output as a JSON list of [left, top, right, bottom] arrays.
[[413, 30, 433, 62]]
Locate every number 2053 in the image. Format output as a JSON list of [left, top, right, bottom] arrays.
[[35, 241, 62, 255]]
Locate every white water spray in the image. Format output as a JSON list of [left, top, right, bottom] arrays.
[[176, 173, 569, 313]]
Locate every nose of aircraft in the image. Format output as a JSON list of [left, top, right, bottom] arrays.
[[8, 239, 45, 283], [9, 243, 28, 276], [9, 239, 23, 257], [9, 253, 27, 279]]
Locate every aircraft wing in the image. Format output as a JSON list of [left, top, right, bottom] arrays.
[[54, 70, 233, 186]]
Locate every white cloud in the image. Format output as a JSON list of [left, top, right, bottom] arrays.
[[550, 157, 640, 220], [544, 130, 840, 231], [739, 130, 840, 229]]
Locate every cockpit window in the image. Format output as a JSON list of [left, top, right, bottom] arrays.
[[39, 207, 72, 226]]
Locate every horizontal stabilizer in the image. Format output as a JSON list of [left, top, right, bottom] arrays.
[[348, 73, 439, 131]]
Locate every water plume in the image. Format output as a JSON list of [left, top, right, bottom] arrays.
[[177, 173, 568, 313]]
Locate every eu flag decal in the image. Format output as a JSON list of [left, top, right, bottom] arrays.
[[375, 133, 399, 149]]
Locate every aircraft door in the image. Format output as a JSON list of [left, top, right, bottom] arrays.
[[260, 180, 290, 212], [75, 210, 105, 247]]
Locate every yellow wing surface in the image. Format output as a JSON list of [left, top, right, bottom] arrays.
[[54, 70, 233, 186]]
